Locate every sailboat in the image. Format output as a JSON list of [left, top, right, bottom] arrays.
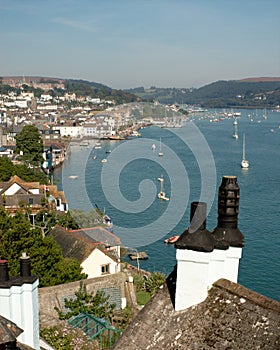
[[233, 123, 238, 139], [157, 176, 169, 201], [158, 137, 163, 157], [241, 134, 249, 168]]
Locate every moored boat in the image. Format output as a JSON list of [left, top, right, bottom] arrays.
[[241, 133, 249, 168], [164, 235, 180, 244], [128, 251, 148, 260], [157, 176, 169, 201]]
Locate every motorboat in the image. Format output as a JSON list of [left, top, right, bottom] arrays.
[[164, 235, 180, 244]]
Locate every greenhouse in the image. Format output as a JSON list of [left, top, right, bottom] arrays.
[[68, 312, 122, 349]]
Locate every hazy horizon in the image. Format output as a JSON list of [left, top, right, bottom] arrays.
[[2, 74, 280, 91], [1, 0, 279, 89]]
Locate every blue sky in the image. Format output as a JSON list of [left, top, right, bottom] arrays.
[[0, 0, 279, 88]]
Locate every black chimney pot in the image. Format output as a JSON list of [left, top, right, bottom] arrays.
[[212, 176, 244, 248], [0, 260, 9, 282], [20, 253, 31, 277], [175, 202, 215, 252]]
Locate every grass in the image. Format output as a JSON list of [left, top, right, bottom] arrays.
[[136, 291, 151, 305]]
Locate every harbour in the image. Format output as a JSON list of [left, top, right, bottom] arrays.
[[55, 108, 280, 302]]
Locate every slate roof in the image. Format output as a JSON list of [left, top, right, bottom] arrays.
[[68, 226, 121, 247], [113, 273, 280, 350], [0, 315, 34, 349], [0, 315, 23, 344], [49, 226, 97, 262], [49, 226, 119, 262]]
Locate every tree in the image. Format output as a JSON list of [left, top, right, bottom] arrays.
[[15, 125, 44, 166], [0, 209, 86, 287], [55, 282, 116, 322], [0, 157, 14, 181], [0, 158, 48, 184]]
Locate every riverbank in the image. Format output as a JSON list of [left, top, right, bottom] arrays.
[[54, 108, 280, 301]]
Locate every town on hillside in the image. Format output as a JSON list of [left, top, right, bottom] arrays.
[[0, 77, 279, 350]]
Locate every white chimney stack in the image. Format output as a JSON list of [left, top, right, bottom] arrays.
[[174, 176, 244, 311], [0, 253, 40, 349]]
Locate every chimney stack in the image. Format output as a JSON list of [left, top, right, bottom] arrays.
[[0, 254, 40, 349], [174, 176, 245, 311]]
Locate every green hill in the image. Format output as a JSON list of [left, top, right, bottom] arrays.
[[125, 79, 280, 108]]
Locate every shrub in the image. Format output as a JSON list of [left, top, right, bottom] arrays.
[[40, 324, 98, 350]]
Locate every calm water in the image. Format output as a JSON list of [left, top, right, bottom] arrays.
[[55, 108, 280, 301]]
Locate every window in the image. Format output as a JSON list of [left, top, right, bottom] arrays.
[[101, 264, 110, 275], [28, 198, 34, 205]]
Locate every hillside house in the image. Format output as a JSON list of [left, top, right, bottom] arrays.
[[0, 175, 68, 217], [49, 226, 121, 279]]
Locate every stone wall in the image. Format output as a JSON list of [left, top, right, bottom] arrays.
[[39, 272, 130, 328]]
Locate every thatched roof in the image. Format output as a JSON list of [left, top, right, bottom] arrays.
[[113, 272, 280, 350]]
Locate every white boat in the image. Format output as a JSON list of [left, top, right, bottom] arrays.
[[157, 176, 169, 201], [233, 118, 238, 126], [101, 158, 107, 163], [152, 143, 156, 151], [80, 141, 89, 147], [233, 123, 238, 139], [158, 138, 163, 157], [241, 134, 249, 168], [68, 175, 78, 179]]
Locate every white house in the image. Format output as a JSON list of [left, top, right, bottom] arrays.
[[49, 226, 121, 279], [53, 124, 84, 138], [81, 246, 120, 278]]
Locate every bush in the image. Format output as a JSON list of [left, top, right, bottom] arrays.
[[40, 324, 98, 350], [132, 271, 166, 305]]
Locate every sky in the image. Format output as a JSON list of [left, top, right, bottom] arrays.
[[0, 0, 279, 89]]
